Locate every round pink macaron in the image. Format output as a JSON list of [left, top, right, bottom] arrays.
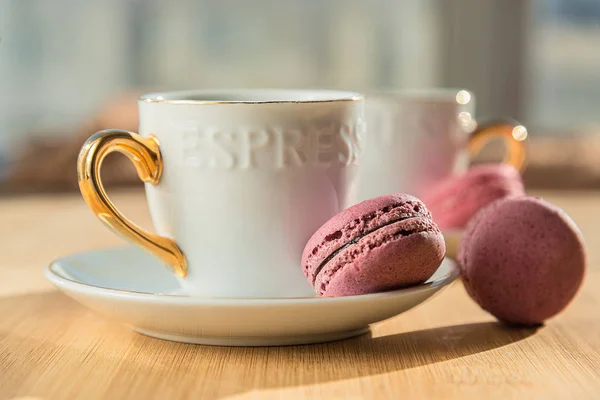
[[423, 163, 525, 230], [458, 196, 586, 325], [302, 194, 446, 297]]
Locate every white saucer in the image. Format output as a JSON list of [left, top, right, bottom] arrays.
[[46, 246, 459, 346]]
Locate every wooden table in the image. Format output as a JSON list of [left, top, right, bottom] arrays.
[[1, 190, 599, 399]]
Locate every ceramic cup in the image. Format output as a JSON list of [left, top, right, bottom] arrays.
[[78, 89, 364, 298], [349, 89, 527, 205]]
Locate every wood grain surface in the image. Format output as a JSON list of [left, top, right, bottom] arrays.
[[0, 190, 599, 399]]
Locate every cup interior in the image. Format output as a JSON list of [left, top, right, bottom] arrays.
[[140, 89, 362, 104]]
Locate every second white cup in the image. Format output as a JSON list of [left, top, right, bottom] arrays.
[[350, 89, 527, 206]]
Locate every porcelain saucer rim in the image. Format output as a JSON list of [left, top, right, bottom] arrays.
[[46, 247, 460, 305]]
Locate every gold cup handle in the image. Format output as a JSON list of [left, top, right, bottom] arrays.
[[77, 129, 187, 277], [467, 119, 528, 171]]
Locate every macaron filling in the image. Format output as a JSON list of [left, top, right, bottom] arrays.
[[314, 216, 441, 295], [311, 214, 423, 286], [301, 194, 446, 297], [304, 201, 432, 283]]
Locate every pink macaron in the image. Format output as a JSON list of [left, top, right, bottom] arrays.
[[302, 194, 446, 297], [458, 196, 587, 325], [422, 163, 525, 230]]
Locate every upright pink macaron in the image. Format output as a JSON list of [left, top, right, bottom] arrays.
[[458, 196, 587, 325], [302, 194, 446, 297], [422, 163, 525, 230]]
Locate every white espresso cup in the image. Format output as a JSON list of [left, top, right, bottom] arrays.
[[78, 89, 364, 298], [351, 89, 527, 205]]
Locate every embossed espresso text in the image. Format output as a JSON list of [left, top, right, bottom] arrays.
[[181, 121, 362, 169]]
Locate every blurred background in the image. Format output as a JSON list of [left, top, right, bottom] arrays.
[[0, 0, 599, 192]]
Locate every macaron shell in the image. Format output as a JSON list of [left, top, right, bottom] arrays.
[[459, 196, 586, 325], [315, 217, 445, 296], [302, 193, 431, 283], [423, 164, 525, 230], [432, 180, 523, 229]]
